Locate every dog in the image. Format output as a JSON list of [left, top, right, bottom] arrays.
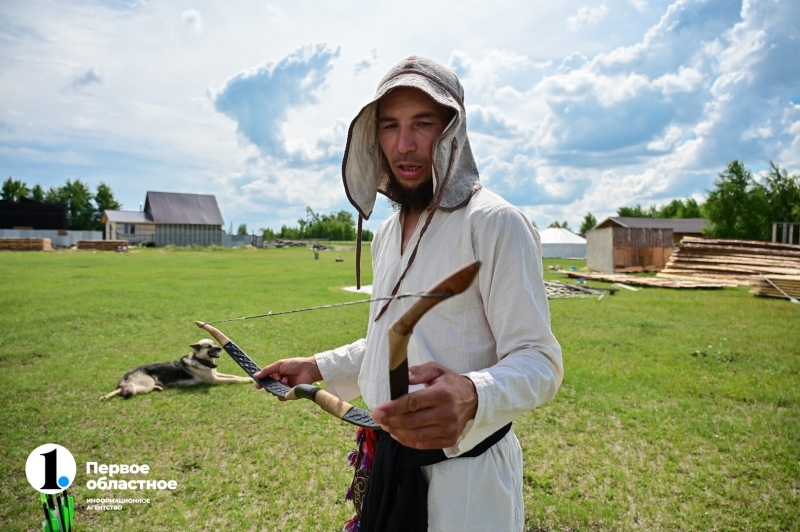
[[100, 339, 251, 400]]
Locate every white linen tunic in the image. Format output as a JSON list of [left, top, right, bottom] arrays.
[[315, 188, 563, 532]]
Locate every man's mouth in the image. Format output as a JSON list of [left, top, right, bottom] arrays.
[[397, 163, 423, 175]]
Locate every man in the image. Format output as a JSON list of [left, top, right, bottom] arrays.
[[256, 56, 563, 532]]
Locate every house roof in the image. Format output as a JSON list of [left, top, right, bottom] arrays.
[[144, 192, 224, 225], [539, 227, 587, 244], [102, 210, 153, 224], [594, 217, 708, 233]]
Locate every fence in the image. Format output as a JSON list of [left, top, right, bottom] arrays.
[[0, 229, 102, 248]]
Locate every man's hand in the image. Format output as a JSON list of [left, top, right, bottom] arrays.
[[371, 361, 478, 450], [254, 356, 322, 392]]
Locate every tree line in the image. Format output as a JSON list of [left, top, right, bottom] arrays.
[[2, 177, 122, 231], [574, 160, 799, 240], [259, 207, 374, 242]]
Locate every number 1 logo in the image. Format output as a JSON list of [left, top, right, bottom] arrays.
[[25, 444, 76, 494]]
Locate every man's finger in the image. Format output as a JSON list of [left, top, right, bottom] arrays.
[[373, 386, 447, 420], [408, 361, 447, 386], [254, 362, 280, 379]]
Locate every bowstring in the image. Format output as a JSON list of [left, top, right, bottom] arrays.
[[203, 291, 452, 324]]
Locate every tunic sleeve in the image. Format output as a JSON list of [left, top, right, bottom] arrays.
[[444, 205, 563, 457], [314, 338, 366, 402]]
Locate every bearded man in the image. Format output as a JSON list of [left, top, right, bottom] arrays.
[[256, 56, 563, 532]]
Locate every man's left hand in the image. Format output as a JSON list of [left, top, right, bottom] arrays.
[[371, 361, 478, 450]]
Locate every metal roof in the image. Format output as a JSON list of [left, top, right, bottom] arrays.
[[594, 217, 708, 233], [144, 192, 224, 225], [102, 210, 154, 223]]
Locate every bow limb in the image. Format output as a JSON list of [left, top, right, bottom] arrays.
[[194, 320, 379, 429], [387, 261, 481, 400]]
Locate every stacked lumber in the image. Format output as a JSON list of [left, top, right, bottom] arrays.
[[544, 281, 615, 299], [749, 275, 800, 301], [77, 240, 128, 251], [657, 237, 800, 285], [565, 271, 730, 289], [0, 238, 53, 251]]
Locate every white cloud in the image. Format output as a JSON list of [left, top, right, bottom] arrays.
[[568, 5, 609, 30]]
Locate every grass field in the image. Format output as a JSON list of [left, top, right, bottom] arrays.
[[0, 246, 797, 531]]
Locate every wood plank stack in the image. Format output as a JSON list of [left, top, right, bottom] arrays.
[[544, 281, 614, 299], [749, 275, 800, 301], [657, 237, 800, 285], [0, 238, 53, 251], [565, 271, 730, 289], [77, 240, 129, 251]]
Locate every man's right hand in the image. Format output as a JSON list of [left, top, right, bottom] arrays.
[[253, 356, 322, 390]]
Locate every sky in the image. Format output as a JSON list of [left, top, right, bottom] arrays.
[[1, 0, 798, 233]]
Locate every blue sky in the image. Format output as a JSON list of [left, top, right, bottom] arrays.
[[1, 0, 798, 232]]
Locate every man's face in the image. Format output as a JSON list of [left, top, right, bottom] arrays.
[[377, 87, 452, 193]]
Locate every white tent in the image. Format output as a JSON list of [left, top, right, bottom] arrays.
[[539, 227, 587, 258]]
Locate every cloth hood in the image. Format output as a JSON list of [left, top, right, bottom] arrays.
[[342, 56, 481, 219]]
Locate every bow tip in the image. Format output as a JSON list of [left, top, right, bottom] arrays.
[[194, 320, 207, 328]]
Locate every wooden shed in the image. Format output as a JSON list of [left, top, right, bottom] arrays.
[[586, 217, 708, 273]]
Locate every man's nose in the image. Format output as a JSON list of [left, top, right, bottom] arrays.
[[397, 126, 416, 153]]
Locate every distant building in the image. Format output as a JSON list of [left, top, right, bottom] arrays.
[[586, 217, 708, 273], [593, 217, 708, 244], [103, 191, 224, 247], [539, 227, 587, 258], [0, 198, 67, 230]]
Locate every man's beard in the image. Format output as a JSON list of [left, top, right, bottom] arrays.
[[382, 154, 435, 213]]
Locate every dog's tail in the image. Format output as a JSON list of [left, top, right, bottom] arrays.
[[100, 388, 122, 401]]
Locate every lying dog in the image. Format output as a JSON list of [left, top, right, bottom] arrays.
[[100, 339, 251, 400]]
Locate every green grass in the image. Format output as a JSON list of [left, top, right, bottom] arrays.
[[0, 248, 797, 531]]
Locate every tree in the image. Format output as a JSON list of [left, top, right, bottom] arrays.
[[92, 182, 122, 230], [617, 204, 649, 218], [579, 212, 597, 237], [30, 184, 45, 203], [762, 161, 800, 225], [237, 224, 248, 235], [260, 227, 277, 240], [703, 160, 770, 240], [2, 177, 30, 202], [262, 207, 366, 241], [45, 179, 95, 230]]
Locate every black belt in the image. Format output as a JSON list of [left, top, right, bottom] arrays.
[[360, 423, 512, 532]]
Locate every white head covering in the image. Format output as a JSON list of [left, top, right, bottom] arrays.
[[342, 56, 482, 292], [342, 55, 481, 219]]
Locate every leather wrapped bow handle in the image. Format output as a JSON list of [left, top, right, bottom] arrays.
[[387, 261, 481, 400], [194, 260, 480, 427]]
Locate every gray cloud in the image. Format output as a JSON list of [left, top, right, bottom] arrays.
[[67, 68, 103, 91], [467, 106, 520, 139], [354, 48, 377, 75]]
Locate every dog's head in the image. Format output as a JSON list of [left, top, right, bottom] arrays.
[[190, 339, 222, 362]]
